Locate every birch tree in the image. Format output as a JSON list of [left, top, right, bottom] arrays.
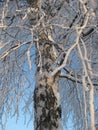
[[0, 0, 98, 130]]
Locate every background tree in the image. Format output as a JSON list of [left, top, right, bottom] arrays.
[[0, 0, 98, 130]]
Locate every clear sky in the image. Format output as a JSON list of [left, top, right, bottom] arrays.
[[6, 115, 34, 130]]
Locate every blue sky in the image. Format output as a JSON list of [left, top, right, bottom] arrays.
[[6, 115, 34, 130]]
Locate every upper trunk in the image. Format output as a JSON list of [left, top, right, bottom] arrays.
[[34, 32, 62, 130]]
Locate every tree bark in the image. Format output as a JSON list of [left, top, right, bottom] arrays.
[[34, 33, 62, 130]]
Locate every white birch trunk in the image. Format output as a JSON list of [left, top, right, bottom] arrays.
[[34, 33, 62, 130]]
